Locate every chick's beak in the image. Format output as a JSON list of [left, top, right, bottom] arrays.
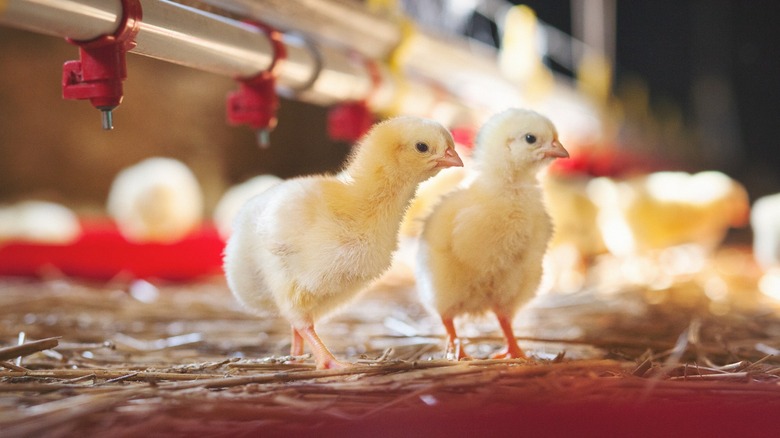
[[434, 147, 464, 169], [543, 140, 569, 159]]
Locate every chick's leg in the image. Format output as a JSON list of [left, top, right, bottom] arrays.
[[290, 326, 304, 357], [297, 325, 348, 369], [442, 317, 470, 360], [492, 312, 526, 359]]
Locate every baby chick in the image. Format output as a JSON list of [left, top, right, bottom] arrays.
[[213, 174, 283, 240], [416, 109, 568, 359], [753, 193, 780, 300], [0, 200, 81, 245], [591, 171, 748, 256], [752, 192, 780, 271], [107, 157, 204, 243], [224, 116, 463, 369]]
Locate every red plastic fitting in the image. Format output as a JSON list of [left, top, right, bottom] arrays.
[[327, 57, 381, 143], [450, 125, 477, 152], [327, 101, 375, 143], [227, 21, 286, 146], [62, 0, 142, 129]]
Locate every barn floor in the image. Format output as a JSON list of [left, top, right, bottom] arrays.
[[2, 247, 780, 436]]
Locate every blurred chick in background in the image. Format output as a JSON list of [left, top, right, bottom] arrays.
[[107, 157, 204, 244], [416, 108, 568, 360], [752, 193, 780, 300], [213, 174, 283, 240], [542, 174, 606, 293], [224, 117, 463, 369], [0, 200, 81, 245], [590, 171, 748, 257], [751, 193, 780, 271], [545, 175, 605, 260]]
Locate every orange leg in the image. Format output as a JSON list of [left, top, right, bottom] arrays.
[[297, 325, 348, 369], [290, 325, 304, 357], [442, 316, 470, 360], [492, 312, 526, 359]]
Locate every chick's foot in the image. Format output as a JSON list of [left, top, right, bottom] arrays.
[[443, 317, 471, 360], [290, 326, 305, 357], [297, 325, 350, 370], [493, 313, 526, 359], [490, 346, 527, 360]]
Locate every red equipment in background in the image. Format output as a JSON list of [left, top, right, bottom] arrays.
[[226, 21, 286, 147], [61, 0, 142, 130]]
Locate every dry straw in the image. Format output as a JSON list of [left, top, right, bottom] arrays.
[[1, 248, 779, 436]]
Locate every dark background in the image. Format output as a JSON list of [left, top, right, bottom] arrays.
[[517, 0, 780, 197]]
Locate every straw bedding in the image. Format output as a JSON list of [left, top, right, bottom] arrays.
[[1, 247, 779, 436]]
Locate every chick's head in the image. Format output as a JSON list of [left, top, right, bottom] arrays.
[[353, 116, 463, 182], [475, 109, 568, 176]]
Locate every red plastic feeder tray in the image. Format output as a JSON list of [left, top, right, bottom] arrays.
[[0, 220, 225, 282]]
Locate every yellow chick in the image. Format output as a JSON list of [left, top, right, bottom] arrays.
[[543, 175, 606, 293], [592, 171, 748, 256], [213, 174, 283, 240], [545, 174, 607, 259], [107, 157, 204, 243], [416, 108, 568, 359], [0, 200, 81, 245], [224, 116, 463, 369], [752, 193, 780, 301], [752, 193, 780, 271]]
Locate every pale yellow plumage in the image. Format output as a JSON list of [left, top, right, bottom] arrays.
[[592, 171, 748, 256], [753, 193, 780, 300], [107, 157, 204, 243], [213, 174, 283, 240], [753, 193, 780, 271], [0, 200, 81, 245], [416, 108, 568, 359], [545, 174, 606, 259], [224, 116, 462, 369], [626, 171, 748, 251]]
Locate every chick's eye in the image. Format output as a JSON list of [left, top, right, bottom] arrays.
[[525, 134, 537, 144], [415, 142, 429, 153]]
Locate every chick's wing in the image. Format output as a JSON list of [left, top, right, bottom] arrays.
[[261, 179, 373, 293]]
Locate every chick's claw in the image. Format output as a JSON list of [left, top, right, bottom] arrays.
[[491, 346, 527, 360], [318, 357, 350, 370], [445, 339, 471, 361], [297, 325, 351, 370], [442, 317, 471, 360], [493, 313, 526, 359]]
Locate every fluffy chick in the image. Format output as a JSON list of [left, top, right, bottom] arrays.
[[0, 200, 81, 245], [416, 109, 568, 360], [224, 116, 463, 369], [213, 174, 283, 240], [752, 193, 780, 300], [626, 171, 748, 251], [107, 157, 204, 243], [545, 174, 606, 260], [591, 171, 748, 256], [752, 192, 780, 271]]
